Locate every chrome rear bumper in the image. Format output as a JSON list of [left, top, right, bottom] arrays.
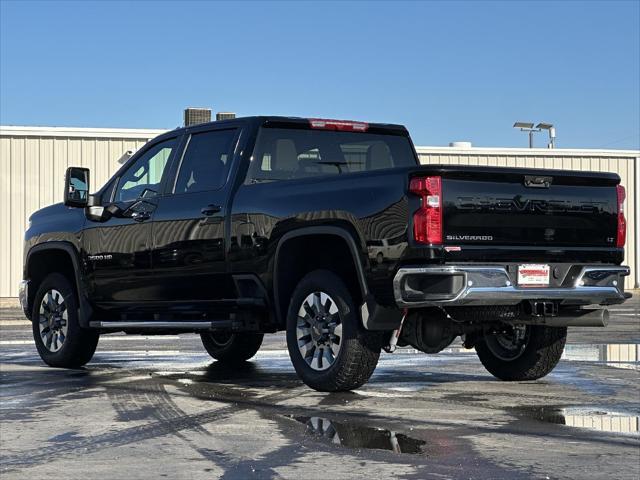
[[393, 265, 630, 307]]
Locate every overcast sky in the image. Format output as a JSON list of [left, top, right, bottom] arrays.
[[1, 0, 638, 149]]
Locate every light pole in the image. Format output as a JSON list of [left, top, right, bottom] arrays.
[[513, 122, 541, 148], [513, 121, 556, 148], [536, 123, 556, 149]]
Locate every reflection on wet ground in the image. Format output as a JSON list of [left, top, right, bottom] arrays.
[[2, 300, 640, 476], [563, 343, 639, 370], [292, 416, 426, 454], [396, 343, 640, 370], [518, 406, 639, 436]]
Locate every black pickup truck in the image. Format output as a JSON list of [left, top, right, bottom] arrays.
[[20, 116, 630, 391]]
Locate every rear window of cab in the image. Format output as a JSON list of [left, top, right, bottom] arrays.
[[246, 127, 416, 183]]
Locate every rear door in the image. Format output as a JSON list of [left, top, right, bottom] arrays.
[[149, 126, 240, 303]]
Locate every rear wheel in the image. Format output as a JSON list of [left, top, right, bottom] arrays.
[[32, 273, 99, 368], [286, 270, 382, 392], [475, 324, 567, 381], [200, 332, 263, 363]]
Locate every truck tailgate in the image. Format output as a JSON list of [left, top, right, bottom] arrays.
[[434, 166, 620, 247]]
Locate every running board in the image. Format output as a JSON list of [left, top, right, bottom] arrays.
[[89, 320, 233, 330]]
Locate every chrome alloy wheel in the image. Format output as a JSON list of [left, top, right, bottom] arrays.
[[485, 325, 530, 361], [38, 289, 68, 353], [296, 292, 343, 371]]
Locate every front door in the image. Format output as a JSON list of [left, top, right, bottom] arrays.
[[82, 137, 179, 304], [150, 127, 239, 303]]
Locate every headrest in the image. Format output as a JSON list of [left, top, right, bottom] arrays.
[[366, 143, 392, 170], [274, 139, 298, 172]]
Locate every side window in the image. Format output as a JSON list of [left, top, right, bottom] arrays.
[[174, 129, 237, 194], [114, 138, 177, 202]]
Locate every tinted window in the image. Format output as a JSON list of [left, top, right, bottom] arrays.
[[115, 139, 177, 202], [174, 129, 237, 194], [247, 128, 416, 182]]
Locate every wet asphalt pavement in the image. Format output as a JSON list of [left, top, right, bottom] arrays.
[[1, 300, 639, 480]]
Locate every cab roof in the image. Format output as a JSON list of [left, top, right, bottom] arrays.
[[161, 116, 409, 138]]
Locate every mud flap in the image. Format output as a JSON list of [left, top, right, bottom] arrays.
[[360, 294, 403, 331]]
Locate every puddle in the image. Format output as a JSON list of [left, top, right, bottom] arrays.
[[563, 344, 639, 370], [292, 416, 426, 454], [519, 406, 639, 436]]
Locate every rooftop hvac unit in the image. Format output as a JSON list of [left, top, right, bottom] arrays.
[[216, 112, 236, 121], [184, 108, 212, 126], [449, 141, 472, 148]]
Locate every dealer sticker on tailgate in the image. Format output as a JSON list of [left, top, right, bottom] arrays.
[[517, 264, 550, 287]]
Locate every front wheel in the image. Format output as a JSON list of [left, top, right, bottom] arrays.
[[32, 273, 99, 368], [286, 270, 382, 392], [475, 324, 567, 381]]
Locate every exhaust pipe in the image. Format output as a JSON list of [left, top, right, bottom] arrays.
[[522, 308, 609, 327]]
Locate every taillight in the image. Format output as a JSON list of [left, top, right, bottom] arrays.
[[616, 184, 626, 247], [410, 176, 442, 244], [308, 118, 369, 132]]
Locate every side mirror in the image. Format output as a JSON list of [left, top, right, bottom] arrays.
[[64, 167, 90, 207]]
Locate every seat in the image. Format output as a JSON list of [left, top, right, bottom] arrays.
[[185, 159, 225, 193]]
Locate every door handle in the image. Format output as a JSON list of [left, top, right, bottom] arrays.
[[131, 211, 151, 222], [201, 204, 222, 216]]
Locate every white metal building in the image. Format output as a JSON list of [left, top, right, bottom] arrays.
[[1, 125, 638, 298]]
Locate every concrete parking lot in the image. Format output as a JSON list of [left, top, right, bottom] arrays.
[[1, 300, 639, 480]]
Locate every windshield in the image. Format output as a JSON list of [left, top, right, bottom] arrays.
[[247, 127, 417, 183]]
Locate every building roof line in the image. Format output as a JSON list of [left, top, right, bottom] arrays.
[[0, 125, 170, 139]]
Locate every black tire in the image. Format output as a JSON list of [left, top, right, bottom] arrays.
[[475, 325, 567, 381], [200, 332, 263, 363], [32, 273, 99, 368], [286, 270, 382, 392]]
